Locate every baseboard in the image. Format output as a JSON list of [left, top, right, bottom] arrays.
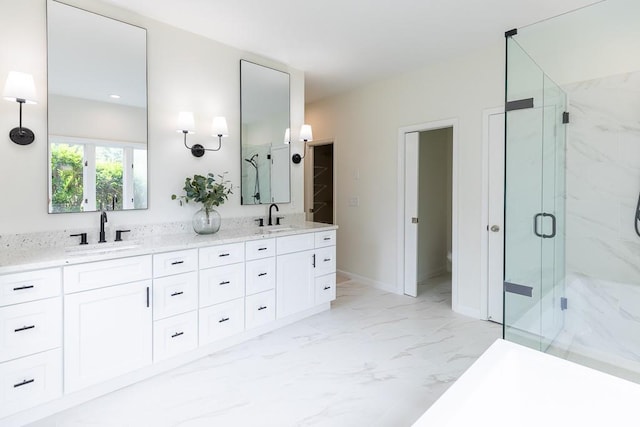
[[418, 267, 448, 285], [337, 269, 398, 294], [452, 304, 482, 320]]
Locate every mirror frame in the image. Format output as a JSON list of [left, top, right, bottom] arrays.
[[46, 0, 148, 214], [240, 60, 291, 205]]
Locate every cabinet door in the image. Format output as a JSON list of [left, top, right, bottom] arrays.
[[199, 298, 245, 345], [245, 290, 276, 329], [64, 280, 152, 393], [314, 246, 336, 277], [276, 250, 315, 319], [199, 263, 245, 308], [245, 257, 276, 296]]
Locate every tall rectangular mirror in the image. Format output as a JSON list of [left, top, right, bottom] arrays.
[[240, 60, 290, 205], [47, 0, 147, 213]]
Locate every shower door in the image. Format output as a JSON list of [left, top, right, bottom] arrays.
[[504, 37, 566, 351]]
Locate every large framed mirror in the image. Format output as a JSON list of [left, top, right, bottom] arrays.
[[240, 60, 290, 205], [47, 0, 147, 213]]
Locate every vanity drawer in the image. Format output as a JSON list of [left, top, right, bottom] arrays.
[[199, 263, 245, 308], [245, 257, 275, 296], [153, 249, 198, 278], [153, 311, 198, 362], [245, 238, 275, 260], [63, 255, 152, 294], [0, 348, 62, 419], [316, 273, 337, 304], [245, 290, 276, 330], [199, 298, 244, 345], [0, 298, 62, 363], [153, 272, 198, 320], [276, 233, 314, 255], [315, 246, 336, 277], [199, 243, 244, 269], [315, 230, 336, 248], [0, 268, 61, 307]]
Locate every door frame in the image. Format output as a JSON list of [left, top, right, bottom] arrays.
[[304, 138, 337, 224], [397, 118, 459, 310], [481, 106, 505, 321]]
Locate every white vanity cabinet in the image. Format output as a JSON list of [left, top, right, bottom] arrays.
[[0, 268, 62, 419], [152, 250, 199, 362], [63, 256, 153, 393]]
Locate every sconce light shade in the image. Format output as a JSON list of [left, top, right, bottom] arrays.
[[284, 128, 290, 144], [177, 111, 195, 133], [4, 71, 37, 145], [211, 116, 228, 137], [299, 124, 313, 142], [3, 71, 37, 104]]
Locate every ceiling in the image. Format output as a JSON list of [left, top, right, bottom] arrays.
[[99, 0, 604, 103]]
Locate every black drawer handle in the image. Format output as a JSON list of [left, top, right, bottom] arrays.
[[258, 272, 268, 277], [324, 237, 331, 241], [15, 325, 35, 333], [324, 286, 331, 290], [171, 260, 184, 265], [171, 331, 184, 338], [13, 285, 34, 291], [258, 247, 267, 251], [219, 281, 230, 286], [219, 317, 230, 323], [219, 253, 230, 257], [14, 378, 35, 388], [258, 306, 267, 311], [170, 291, 184, 297], [324, 258, 331, 262]]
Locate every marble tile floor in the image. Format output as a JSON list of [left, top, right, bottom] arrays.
[[29, 274, 501, 427]]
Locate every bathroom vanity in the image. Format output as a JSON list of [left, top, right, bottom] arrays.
[[0, 223, 337, 425]]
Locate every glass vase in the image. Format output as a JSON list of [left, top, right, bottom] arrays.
[[193, 207, 221, 234]]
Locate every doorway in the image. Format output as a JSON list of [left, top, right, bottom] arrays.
[[304, 141, 335, 224], [398, 119, 459, 309]]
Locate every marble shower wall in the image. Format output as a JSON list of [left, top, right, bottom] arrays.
[[564, 71, 640, 285]]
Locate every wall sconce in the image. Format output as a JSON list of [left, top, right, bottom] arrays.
[[291, 124, 313, 164], [3, 71, 37, 145], [178, 112, 228, 157]]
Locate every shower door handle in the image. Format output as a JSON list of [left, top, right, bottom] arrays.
[[542, 213, 556, 238], [533, 213, 544, 237]]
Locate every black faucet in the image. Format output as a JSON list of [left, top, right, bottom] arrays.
[[268, 203, 279, 226], [99, 210, 108, 243]]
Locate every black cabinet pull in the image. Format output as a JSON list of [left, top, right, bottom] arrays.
[[14, 325, 35, 333], [258, 247, 267, 251], [13, 285, 34, 291], [219, 253, 230, 257], [170, 291, 184, 297], [324, 237, 331, 241], [324, 258, 331, 262], [312, 254, 316, 268], [219, 317, 230, 323], [324, 286, 331, 290], [219, 281, 230, 286], [146, 287, 150, 308], [258, 272, 267, 277], [258, 306, 267, 311], [171, 260, 184, 265], [171, 332, 184, 338], [14, 379, 35, 388]]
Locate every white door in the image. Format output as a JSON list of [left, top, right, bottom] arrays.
[[276, 250, 316, 318], [487, 113, 505, 322], [64, 280, 152, 393], [404, 132, 419, 297]]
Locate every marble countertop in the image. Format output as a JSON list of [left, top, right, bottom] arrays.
[[0, 222, 337, 275]]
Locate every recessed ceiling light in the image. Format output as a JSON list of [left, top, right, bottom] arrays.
[[110, 94, 121, 99]]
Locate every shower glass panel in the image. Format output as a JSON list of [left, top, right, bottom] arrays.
[[504, 37, 566, 351]]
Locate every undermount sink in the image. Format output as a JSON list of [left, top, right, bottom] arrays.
[[64, 241, 141, 256], [259, 226, 296, 234]]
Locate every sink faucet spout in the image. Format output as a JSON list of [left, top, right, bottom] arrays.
[[99, 210, 108, 243], [268, 203, 279, 226]]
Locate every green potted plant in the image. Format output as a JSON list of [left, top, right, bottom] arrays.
[[172, 172, 233, 234]]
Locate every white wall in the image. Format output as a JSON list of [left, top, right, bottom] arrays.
[[306, 44, 504, 316], [0, 0, 304, 235], [417, 128, 451, 282]]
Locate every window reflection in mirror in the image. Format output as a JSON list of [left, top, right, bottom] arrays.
[[240, 60, 290, 205], [47, 0, 147, 213]]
